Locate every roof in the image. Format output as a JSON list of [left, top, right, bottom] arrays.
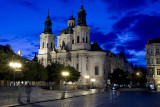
[[147, 38, 160, 44], [60, 27, 74, 34], [91, 43, 104, 51]]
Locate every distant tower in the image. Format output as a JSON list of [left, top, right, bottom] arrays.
[[38, 9, 55, 66], [18, 50, 22, 56]]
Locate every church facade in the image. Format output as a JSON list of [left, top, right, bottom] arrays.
[[38, 4, 107, 87]]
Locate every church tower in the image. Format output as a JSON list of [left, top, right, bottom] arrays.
[[72, 2, 91, 50], [38, 10, 55, 66]]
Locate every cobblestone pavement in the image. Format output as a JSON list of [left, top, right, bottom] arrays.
[[18, 93, 111, 107], [17, 88, 160, 107], [0, 87, 103, 107]]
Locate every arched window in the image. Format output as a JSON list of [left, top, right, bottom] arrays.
[[72, 39, 74, 44], [83, 38, 84, 42], [86, 36, 88, 43], [47, 43, 48, 48], [51, 42, 52, 48], [77, 36, 79, 43], [42, 42, 44, 48], [95, 66, 99, 75], [72, 23, 73, 26], [76, 63, 79, 70], [69, 23, 71, 27]]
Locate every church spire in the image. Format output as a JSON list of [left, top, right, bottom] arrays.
[[48, 9, 50, 18], [77, 2, 87, 26], [81, 1, 83, 9], [44, 9, 52, 34]]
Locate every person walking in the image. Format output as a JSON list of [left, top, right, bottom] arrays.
[[25, 83, 31, 102], [18, 83, 22, 101]]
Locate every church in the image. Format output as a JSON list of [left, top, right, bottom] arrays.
[[38, 3, 107, 88]]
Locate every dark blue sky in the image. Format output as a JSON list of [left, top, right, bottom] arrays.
[[1, 0, 160, 67]]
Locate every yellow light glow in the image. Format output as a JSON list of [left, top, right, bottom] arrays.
[[85, 75, 90, 79], [9, 62, 21, 68], [91, 78, 96, 82], [136, 72, 140, 76], [62, 71, 69, 76]]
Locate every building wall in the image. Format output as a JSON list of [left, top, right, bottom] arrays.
[[146, 43, 160, 86]]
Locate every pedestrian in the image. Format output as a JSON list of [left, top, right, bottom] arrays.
[[18, 83, 22, 101], [25, 82, 31, 102]]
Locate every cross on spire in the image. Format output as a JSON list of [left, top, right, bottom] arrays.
[[81, 1, 83, 9], [48, 9, 50, 18]]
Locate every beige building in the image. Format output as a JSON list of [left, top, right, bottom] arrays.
[[38, 4, 107, 88], [37, 3, 134, 87], [146, 38, 160, 88]]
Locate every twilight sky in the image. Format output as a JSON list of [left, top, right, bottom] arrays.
[[0, 0, 160, 67]]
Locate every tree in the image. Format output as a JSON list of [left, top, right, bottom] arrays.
[[46, 63, 80, 84], [22, 61, 48, 82], [111, 68, 130, 85]]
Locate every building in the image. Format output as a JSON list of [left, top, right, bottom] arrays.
[[37, 3, 134, 87], [106, 51, 134, 75], [38, 3, 107, 88], [146, 38, 160, 89]]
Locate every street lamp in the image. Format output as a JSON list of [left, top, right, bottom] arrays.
[[9, 62, 22, 86], [91, 78, 96, 89], [136, 72, 140, 76], [61, 71, 69, 99]]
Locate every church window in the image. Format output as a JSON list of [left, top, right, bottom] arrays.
[[76, 63, 79, 70], [51, 42, 52, 48], [42, 42, 44, 48], [72, 23, 73, 26], [86, 36, 88, 43], [72, 39, 74, 44], [69, 23, 71, 27], [77, 36, 79, 43], [95, 66, 99, 75]]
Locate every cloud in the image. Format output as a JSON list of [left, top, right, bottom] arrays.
[[127, 49, 146, 67], [0, 39, 9, 42], [102, 0, 150, 13], [9, 0, 39, 11]]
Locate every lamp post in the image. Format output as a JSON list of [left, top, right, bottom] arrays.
[[84, 75, 90, 89], [91, 78, 96, 89], [9, 62, 22, 86], [61, 71, 69, 99]]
